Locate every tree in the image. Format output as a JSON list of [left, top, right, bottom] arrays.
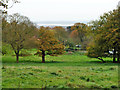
[[117, 6, 120, 62], [86, 34, 108, 63], [101, 9, 120, 62], [2, 13, 36, 63], [52, 26, 69, 45], [34, 27, 65, 63], [52, 26, 75, 51], [69, 23, 89, 49], [87, 8, 120, 63]]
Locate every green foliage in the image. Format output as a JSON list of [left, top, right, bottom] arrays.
[[19, 49, 32, 56], [2, 13, 36, 62], [86, 42, 108, 59], [69, 23, 90, 49], [34, 50, 42, 56], [53, 26, 69, 44], [2, 46, 7, 55], [87, 8, 120, 62], [64, 40, 75, 48], [2, 43, 14, 55]]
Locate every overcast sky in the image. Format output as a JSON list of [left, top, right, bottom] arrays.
[[7, 0, 120, 22]]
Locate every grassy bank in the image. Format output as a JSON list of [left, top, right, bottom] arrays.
[[2, 51, 119, 89]]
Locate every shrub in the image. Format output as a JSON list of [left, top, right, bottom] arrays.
[[19, 49, 32, 56]]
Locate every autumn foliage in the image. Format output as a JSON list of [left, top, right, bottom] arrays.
[[34, 27, 65, 63]]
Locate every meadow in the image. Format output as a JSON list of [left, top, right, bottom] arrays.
[[2, 50, 119, 89]]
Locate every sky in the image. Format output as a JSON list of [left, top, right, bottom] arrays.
[[7, 0, 120, 23]]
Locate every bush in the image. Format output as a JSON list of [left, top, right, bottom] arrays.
[[2, 47, 7, 55], [2, 43, 13, 55], [19, 49, 32, 56], [86, 44, 107, 63]]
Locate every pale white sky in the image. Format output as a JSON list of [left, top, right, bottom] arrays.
[[7, 0, 120, 22]]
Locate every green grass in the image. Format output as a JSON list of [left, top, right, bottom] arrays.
[[2, 51, 119, 89]]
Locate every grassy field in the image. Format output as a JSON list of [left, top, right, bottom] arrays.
[[2, 50, 119, 89]]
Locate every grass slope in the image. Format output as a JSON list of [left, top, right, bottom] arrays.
[[2, 51, 119, 89]]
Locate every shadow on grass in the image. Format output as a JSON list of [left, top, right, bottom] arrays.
[[2, 56, 119, 66], [2, 60, 119, 67], [2, 59, 65, 64], [20, 60, 65, 64], [87, 60, 119, 66]]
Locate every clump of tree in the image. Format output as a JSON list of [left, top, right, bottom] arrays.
[[87, 7, 120, 63], [68, 23, 90, 50], [2, 13, 36, 63], [53, 26, 68, 45], [34, 26, 65, 63], [52, 26, 75, 49]]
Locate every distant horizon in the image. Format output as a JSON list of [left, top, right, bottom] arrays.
[[35, 21, 89, 23], [35, 21, 89, 27]]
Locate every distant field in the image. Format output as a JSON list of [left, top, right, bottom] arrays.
[[2, 51, 119, 89]]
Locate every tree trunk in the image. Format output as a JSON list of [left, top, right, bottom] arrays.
[[42, 50, 45, 63], [97, 57, 105, 63], [117, 47, 120, 63], [16, 53, 19, 63], [113, 47, 116, 63]]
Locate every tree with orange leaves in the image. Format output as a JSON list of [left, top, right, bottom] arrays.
[[35, 27, 65, 63]]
